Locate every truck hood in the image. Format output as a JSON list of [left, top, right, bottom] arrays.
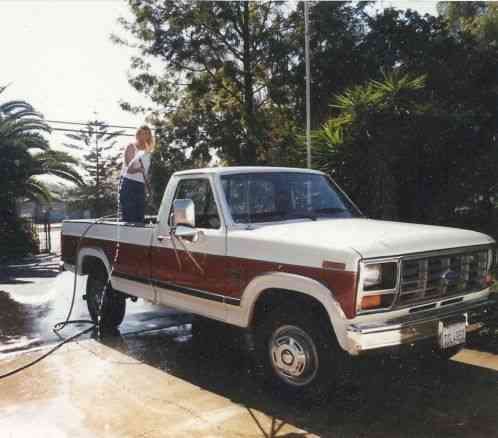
[[238, 218, 494, 259]]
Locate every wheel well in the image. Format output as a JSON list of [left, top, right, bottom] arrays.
[[250, 288, 333, 333], [81, 256, 107, 276]]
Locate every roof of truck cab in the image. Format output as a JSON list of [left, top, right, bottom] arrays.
[[173, 166, 325, 176]]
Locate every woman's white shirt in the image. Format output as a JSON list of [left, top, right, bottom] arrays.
[[121, 144, 151, 184]]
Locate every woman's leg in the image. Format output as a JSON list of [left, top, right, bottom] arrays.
[[119, 178, 133, 222], [124, 180, 145, 223], [135, 182, 146, 223]]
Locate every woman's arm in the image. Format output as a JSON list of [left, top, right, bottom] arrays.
[[124, 144, 143, 174], [124, 143, 135, 166]]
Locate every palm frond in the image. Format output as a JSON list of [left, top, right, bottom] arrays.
[[24, 178, 52, 203], [0, 101, 36, 115], [1, 131, 50, 152], [30, 150, 83, 185], [0, 116, 50, 140], [36, 150, 80, 165], [371, 70, 426, 95], [0, 83, 12, 95], [45, 168, 84, 186], [7, 120, 50, 136]]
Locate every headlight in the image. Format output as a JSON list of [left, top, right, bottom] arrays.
[[363, 264, 382, 289], [363, 262, 397, 291], [358, 261, 399, 314], [489, 247, 497, 272]]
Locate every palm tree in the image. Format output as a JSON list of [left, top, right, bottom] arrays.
[[0, 86, 83, 256], [312, 71, 426, 219]]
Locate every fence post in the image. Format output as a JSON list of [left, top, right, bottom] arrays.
[[47, 220, 51, 253], [43, 220, 48, 254]]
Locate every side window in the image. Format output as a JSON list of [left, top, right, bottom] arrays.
[[171, 178, 221, 229]]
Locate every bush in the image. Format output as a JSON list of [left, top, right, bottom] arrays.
[[0, 217, 39, 260]]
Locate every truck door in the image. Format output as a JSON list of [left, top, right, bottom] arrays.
[[150, 176, 229, 321]]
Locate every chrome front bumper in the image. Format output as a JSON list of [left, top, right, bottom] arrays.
[[346, 295, 497, 355]]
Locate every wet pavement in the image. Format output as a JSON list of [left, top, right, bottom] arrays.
[[1, 255, 498, 437], [0, 254, 191, 354]]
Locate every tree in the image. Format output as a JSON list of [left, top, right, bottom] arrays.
[[115, 1, 373, 167], [313, 71, 427, 220], [148, 125, 194, 208], [116, 2, 498, 237], [438, 1, 498, 45], [313, 67, 497, 228], [0, 87, 82, 256], [115, 1, 312, 165], [64, 121, 123, 218], [355, 8, 498, 227], [286, 2, 370, 129]]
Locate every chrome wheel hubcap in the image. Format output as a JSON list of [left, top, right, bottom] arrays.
[[269, 325, 318, 386]]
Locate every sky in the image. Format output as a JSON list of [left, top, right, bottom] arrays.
[[0, 0, 149, 152], [383, 0, 437, 15], [0, 0, 438, 160]]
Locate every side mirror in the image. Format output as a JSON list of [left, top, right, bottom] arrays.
[[174, 225, 200, 242], [173, 199, 195, 228]]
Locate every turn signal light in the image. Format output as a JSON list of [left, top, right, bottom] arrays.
[[485, 274, 494, 287], [361, 295, 382, 310]]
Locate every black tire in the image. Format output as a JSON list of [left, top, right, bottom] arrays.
[[86, 264, 126, 329], [255, 305, 346, 400], [432, 345, 463, 361]]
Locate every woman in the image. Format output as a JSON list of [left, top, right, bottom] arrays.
[[119, 125, 154, 223]]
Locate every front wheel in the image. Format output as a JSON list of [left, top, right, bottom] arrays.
[[86, 264, 126, 329], [255, 306, 345, 399]]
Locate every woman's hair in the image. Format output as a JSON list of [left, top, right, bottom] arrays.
[[136, 125, 155, 152]]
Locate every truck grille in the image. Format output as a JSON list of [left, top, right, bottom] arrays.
[[398, 249, 489, 307]]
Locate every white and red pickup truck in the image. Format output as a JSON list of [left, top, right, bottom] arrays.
[[61, 166, 497, 394]]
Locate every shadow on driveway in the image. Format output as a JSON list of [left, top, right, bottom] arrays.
[[94, 319, 498, 438], [0, 254, 60, 284]]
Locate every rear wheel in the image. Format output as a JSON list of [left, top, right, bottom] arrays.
[[255, 306, 345, 400], [86, 264, 126, 329], [432, 345, 463, 361]]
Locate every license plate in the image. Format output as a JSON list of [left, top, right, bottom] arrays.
[[438, 319, 466, 350]]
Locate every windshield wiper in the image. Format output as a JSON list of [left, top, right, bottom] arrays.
[[287, 212, 318, 221], [314, 207, 349, 216]]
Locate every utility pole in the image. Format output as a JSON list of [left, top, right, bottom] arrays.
[[304, 1, 311, 169]]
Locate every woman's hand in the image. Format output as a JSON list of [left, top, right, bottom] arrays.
[[127, 161, 142, 174], [125, 144, 144, 174], [124, 143, 136, 166]]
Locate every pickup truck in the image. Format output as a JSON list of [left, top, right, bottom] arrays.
[[61, 166, 497, 395]]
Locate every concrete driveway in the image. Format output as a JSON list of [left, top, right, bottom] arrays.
[[1, 255, 498, 437]]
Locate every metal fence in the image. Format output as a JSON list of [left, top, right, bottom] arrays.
[[26, 218, 62, 255], [36, 221, 51, 253]]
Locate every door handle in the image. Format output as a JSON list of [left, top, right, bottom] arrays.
[[157, 235, 171, 242]]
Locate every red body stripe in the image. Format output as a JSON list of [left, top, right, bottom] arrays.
[[62, 234, 357, 318]]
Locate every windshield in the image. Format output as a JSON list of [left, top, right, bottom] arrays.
[[221, 172, 362, 224]]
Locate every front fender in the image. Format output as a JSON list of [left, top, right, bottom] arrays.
[[229, 272, 350, 352]]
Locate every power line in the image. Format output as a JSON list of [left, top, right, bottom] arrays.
[[50, 127, 135, 137], [47, 120, 158, 131], [48, 120, 137, 130]]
